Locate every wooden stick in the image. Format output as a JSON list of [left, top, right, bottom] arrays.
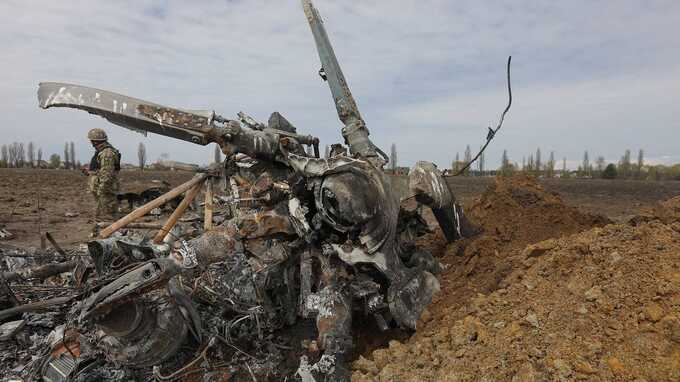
[[153, 181, 204, 244], [95, 222, 164, 230], [2, 260, 78, 283], [100, 174, 208, 239], [45, 232, 68, 257], [37, 187, 46, 250], [204, 180, 214, 231]]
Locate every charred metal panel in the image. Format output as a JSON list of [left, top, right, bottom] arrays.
[[409, 161, 478, 242], [38, 82, 214, 145]]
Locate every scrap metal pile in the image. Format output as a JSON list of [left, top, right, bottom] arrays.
[[0, 1, 505, 381]]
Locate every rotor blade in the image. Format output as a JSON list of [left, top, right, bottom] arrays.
[[301, 0, 363, 125], [38, 82, 214, 145], [301, 0, 383, 162]]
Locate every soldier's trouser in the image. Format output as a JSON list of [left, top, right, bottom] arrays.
[[95, 191, 118, 217], [91, 177, 120, 218]]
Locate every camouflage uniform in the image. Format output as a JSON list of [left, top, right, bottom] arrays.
[[88, 143, 121, 218]]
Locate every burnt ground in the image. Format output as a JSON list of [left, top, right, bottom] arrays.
[[2, 169, 680, 249]]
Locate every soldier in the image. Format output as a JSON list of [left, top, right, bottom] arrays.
[[84, 128, 121, 219]]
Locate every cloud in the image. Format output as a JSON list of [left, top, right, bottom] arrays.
[[0, 0, 678, 170]]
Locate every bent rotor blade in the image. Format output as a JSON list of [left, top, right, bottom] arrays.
[[301, 0, 363, 125], [37, 82, 214, 146], [302, 1, 384, 162]]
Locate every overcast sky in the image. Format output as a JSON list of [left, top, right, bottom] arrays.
[[1, 0, 678, 169]]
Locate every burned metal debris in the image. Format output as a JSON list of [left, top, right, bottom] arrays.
[[1, 0, 510, 381]]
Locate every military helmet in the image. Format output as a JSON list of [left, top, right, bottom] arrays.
[[87, 128, 108, 141]]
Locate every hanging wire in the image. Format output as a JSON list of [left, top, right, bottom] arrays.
[[452, 56, 513, 176]]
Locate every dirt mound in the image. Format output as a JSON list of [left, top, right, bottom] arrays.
[[629, 195, 680, 226], [353, 184, 680, 381], [468, 175, 610, 247], [414, 176, 611, 322]]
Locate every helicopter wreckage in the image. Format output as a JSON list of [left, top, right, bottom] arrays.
[[1, 0, 511, 380]]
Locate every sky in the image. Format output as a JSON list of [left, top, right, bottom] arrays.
[[0, 0, 679, 169]]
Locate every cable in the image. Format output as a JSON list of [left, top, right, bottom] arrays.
[[452, 56, 512, 177]]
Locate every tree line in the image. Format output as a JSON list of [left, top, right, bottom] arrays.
[[1, 141, 150, 172], [0, 142, 81, 169], [495, 148, 680, 181]]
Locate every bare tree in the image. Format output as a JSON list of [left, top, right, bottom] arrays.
[[214, 144, 222, 164], [527, 153, 534, 172], [463, 145, 472, 176], [619, 149, 631, 179], [596, 156, 605, 176], [37, 148, 43, 165], [546, 151, 555, 178], [27, 142, 35, 168], [452, 152, 460, 173], [8, 143, 17, 168], [70, 142, 76, 168], [637, 149, 644, 178], [478, 146, 485, 176], [1, 145, 8, 168], [390, 143, 397, 171], [535, 148, 542, 176], [64, 143, 70, 170], [500, 150, 513, 176], [582, 151, 590, 177], [138, 142, 147, 171], [17, 143, 25, 168]]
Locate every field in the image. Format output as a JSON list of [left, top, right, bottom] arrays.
[[3, 169, 680, 381], [0, 169, 193, 249], [1, 169, 679, 249]]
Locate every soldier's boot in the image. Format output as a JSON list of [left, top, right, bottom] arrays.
[[408, 161, 480, 242]]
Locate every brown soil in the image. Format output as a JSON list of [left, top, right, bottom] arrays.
[[353, 176, 680, 381], [0, 169, 193, 248], [446, 176, 680, 222]]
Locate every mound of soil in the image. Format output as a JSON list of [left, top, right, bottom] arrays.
[[468, 175, 610, 246], [416, 176, 611, 322], [353, 179, 680, 381], [630, 196, 680, 226]]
